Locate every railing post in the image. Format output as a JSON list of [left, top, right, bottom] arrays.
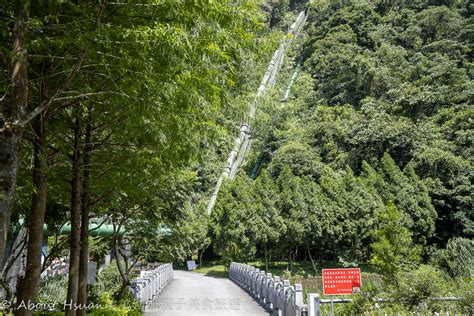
[[253, 268, 260, 296], [258, 270, 266, 299], [228, 262, 314, 316], [246, 265, 252, 290], [248, 267, 254, 293], [283, 280, 290, 315], [308, 294, 320, 316], [265, 272, 272, 307], [295, 284, 308, 316], [152, 270, 156, 296], [295, 284, 304, 305], [272, 276, 282, 316]]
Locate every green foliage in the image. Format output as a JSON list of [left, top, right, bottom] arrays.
[[263, 0, 471, 252], [151, 203, 211, 263], [209, 0, 471, 313], [270, 0, 290, 27], [432, 237, 474, 277], [194, 263, 228, 278], [2, 0, 274, 310], [2, 0, 472, 314], [88, 263, 141, 314], [391, 265, 454, 313], [212, 175, 260, 264], [89, 237, 112, 263], [37, 275, 68, 307], [370, 202, 420, 279], [88, 292, 141, 316], [337, 264, 473, 314], [89, 264, 123, 302]]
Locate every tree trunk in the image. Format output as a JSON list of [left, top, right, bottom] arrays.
[[0, 132, 22, 266], [1, 228, 26, 301], [288, 249, 293, 273], [0, 0, 29, 268], [264, 243, 268, 272], [77, 121, 91, 316], [115, 282, 129, 303], [306, 244, 317, 274], [199, 248, 205, 268], [15, 118, 48, 316], [112, 238, 129, 303], [66, 119, 82, 316]]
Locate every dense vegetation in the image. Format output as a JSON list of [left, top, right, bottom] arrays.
[[211, 0, 473, 313], [0, 0, 272, 314], [0, 0, 472, 315]]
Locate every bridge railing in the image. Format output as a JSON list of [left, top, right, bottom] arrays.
[[230, 262, 309, 316], [130, 263, 173, 307]]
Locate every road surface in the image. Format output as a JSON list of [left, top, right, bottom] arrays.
[[143, 270, 271, 316]]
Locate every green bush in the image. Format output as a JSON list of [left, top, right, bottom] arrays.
[[392, 265, 450, 312], [88, 263, 141, 315], [390, 265, 473, 314], [339, 264, 472, 314], [432, 237, 474, 278], [37, 275, 68, 307], [89, 264, 123, 302], [36, 264, 141, 315], [88, 292, 141, 316], [455, 277, 474, 314]]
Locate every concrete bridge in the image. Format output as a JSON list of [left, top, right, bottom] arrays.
[[142, 270, 270, 316], [131, 263, 310, 316]]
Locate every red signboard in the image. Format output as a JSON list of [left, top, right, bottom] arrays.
[[322, 268, 362, 295]]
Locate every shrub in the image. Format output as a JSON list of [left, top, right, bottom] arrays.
[[391, 265, 452, 312], [37, 275, 68, 307], [432, 237, 474, 278], [87, 292, 141, 316], [89, 264, 122, 302], [455, 277, 474, 314], [88, 263, 141, 315]]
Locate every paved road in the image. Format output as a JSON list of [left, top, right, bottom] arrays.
[[143, 270, 271, 316]]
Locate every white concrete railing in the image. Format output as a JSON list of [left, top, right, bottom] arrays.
[[230, 262, 309, 316], [130, 263, 173, 307]]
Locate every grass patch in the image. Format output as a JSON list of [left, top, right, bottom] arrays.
[[194, 262, 228, 278], [195, 260, 382, 291]]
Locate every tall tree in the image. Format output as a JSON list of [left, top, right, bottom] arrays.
[[0, 0, 105, 269], [15, 115, 48, 316], [0, 0, 29, 268]]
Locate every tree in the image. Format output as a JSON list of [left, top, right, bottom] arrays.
[[253, 170, 283, 270], [213, 175, 258, 264], [371, 202, 420, 280], [0, 1, 105, 271], [2, 0, 268, 313]]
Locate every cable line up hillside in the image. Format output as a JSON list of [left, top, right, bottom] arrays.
[[207, 11, 307, 215]]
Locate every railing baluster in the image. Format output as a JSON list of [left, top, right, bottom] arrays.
[[229, 262, 308, 316], [130, 263, 173, 311]]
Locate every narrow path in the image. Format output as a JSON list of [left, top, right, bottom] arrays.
[[143, 270, 271, 316]]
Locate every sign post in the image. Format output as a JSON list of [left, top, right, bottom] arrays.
[[322, 268, 362, 315]]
